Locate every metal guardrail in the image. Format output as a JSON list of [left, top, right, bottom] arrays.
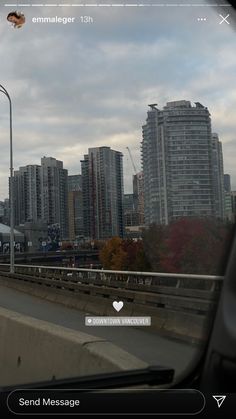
[[0, 263, 224, 280], [0, 263, 223, 296]]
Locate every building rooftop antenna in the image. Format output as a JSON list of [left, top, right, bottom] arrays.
[[148, 103, 158, 110]]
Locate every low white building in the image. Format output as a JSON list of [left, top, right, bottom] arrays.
[[0, 223, 24, 253]]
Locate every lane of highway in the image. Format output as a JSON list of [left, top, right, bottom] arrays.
[[0, 284, 199, 378]]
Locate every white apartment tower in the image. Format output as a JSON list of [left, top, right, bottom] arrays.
[[141, 101, 224, 225]]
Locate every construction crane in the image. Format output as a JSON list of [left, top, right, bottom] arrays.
[[126, 146, 137, 175]]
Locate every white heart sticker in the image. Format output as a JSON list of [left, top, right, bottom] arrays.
[[113, 301, 124, 312]]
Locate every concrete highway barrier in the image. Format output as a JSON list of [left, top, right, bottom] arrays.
[[0, 306, 147, 386]]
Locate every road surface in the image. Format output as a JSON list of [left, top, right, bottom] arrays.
[[0, 284, 199, 379]]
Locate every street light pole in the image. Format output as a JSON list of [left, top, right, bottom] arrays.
[[0, 84, 14, 273]]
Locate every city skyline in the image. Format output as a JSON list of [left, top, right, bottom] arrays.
[[2, 131, 234, 243], [0, 5, 235, 200], [0, 97, 234, 203]]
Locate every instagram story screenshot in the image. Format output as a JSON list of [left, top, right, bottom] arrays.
[[0, 0, 236, 417]]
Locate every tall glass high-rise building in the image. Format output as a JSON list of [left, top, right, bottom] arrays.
[[13, 158, 69, 240], [13, 165, 42, 226], [133, 171, 144, 225], [141, 100, 224, 225], [81, 146, 124, 239], [41, 157, 69, 239], [68, 174, 83, 240], [212, 133, 225, 219]]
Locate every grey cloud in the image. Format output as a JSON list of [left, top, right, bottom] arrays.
[[0, 4, 235, 198]]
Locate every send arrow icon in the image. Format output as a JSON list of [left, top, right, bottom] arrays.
[[212, 395, 226, 408]]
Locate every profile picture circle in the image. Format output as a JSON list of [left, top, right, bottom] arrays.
[[7, 11, 26, 29]]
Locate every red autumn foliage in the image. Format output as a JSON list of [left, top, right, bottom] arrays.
[[99, 218, 232, 275]]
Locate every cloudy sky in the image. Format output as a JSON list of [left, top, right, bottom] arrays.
[[0, 1, 235, 200]]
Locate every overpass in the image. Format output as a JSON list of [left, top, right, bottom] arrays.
[[0, 249, 100, 267], [0, 264, 223, 387]]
